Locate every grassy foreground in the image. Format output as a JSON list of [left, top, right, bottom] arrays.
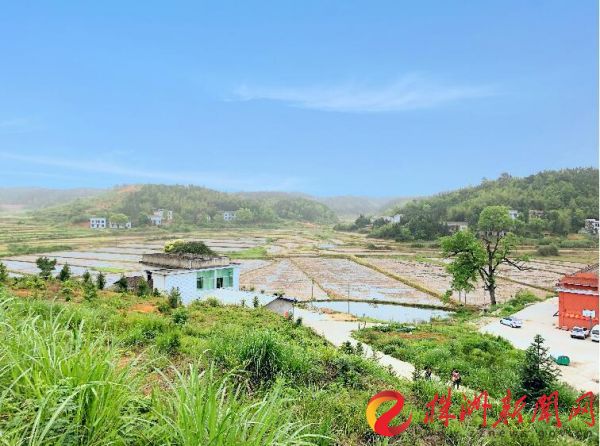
[[0, 277, 597, 445]]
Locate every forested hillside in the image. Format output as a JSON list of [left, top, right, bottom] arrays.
[[364, 168, 599, 240], [35, 184, 337, 226]]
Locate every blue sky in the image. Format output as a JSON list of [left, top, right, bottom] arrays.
[[0, 1, 597, 196]]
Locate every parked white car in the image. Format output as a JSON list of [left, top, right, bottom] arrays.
[[591, 325, 599, 342], [570, 326, 590, 339], [500, 316, 522, 328]]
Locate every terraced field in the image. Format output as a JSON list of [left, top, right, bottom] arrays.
[[361, 257, 548, 306], [292, 256, 441, 306]]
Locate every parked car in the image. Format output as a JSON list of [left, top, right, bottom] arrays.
[[500, 316, 522, 328], [570, 326, 590, 339], [591, 325, 599, 342]]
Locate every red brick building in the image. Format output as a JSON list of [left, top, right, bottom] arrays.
[[556, 264, 599, 330]]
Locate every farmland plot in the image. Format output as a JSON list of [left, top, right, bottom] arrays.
[[363, 257, 547, 306], [292, 257, 441, 306], [240, 259, 327, 301]]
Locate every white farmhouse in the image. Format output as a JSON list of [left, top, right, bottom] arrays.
[[584, 218, 599, 235], [223, 211, 236, 222], [109, 220, 132, 229], [446, 221, 469, 233], [149, 209, 174, 226], [90, 217, 107, 229], [141, 252, 240, 305]]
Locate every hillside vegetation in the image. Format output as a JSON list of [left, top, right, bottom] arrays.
[[35, 184, 337, 227], [0, 271, 596, 445], [362, 168, 599, 240]]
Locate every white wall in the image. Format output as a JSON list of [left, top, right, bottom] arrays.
[[152, 265, 241, 305]]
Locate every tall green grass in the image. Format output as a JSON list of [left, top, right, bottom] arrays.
[[0, 295, 321, 445]]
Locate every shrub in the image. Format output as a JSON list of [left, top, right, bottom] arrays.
[[252, 296, 260, 308], [96, 271, 106, 290], [537, 244, 559, 256], [82, 270, 92, 284], [83, 283, 97, 302], [114, 275, 128, 293], [171, 307, 189, 326], [167, 287, 182, 308], [155, 331, 181, 355], [205, 296, 221, 307], [164, 240, 216, 256], [36, 256, 57, 280], [57, 263, 71, 281], [0, 262, 8, 284]]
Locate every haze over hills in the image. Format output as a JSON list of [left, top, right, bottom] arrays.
[[1, 167, 597, 227], [0, 187, 104, 213]]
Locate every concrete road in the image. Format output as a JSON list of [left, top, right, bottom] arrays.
[[295, 307, 416, 379], [480, 297, 599, 392]]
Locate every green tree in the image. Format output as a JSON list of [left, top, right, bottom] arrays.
[[137, 278, 150, 297], [235, 208, 254, 223], [96, 272, 106, 290], [57, 263, 71, 282], [82, 270, 92, 284], [519, 334, 559, 403], [168, 287, 182, 309], [0, 261, 8, 284], [252, 295, 260, 308], [441, 206, 528, 306], [109, 213, 129, 226], [115, 275, 128, 293], [36, 257, 57, 280], [83, 282, 97, 302]]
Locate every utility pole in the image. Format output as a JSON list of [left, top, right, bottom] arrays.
[[311, 279, 314, 301], [347, 283, 350, 315]]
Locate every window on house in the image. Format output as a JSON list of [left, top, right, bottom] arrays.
[[197, 277, 204, 289], [216, 277, 224, 288]]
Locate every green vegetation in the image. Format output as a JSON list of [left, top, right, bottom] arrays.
[[35, 184, 337, 227], [441, 206, 527, 305], [520, 334, 561, 404], [0, 275, 596, 444], [36, 256, 57, 279], [164, 239, 217, 256], [229, 246, 269, 259], [494, 290, 542, 317], [362, 168, 599, 241], [537, 244, 560, 256]]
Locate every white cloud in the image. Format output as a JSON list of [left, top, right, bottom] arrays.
[[0, 152, 304, 192], [233, 75, 495, 113]]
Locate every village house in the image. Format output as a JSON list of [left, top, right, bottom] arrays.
[[378, 214, 403, 224], [109, 220, 131, 229], [584, 218, 599, 235], [529, 209, 545, 219], [556, 264, 599, 330], [149, 209, 173, 226], [223, 211, 236, 221], [508, 209, 519, 220], [446, 221, 469, 233], [140, 252, 240, 304], [89, 217, 107, 229]]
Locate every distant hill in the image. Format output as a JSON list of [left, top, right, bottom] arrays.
[[34, 184, 338, 226], [0, 187, 104, 213], [314, 196, 416, 220], [368, 167, 599, 240]]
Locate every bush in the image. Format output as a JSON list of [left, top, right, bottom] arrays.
[[537, 244, 559, 256], [171, 307, 189, 325], [155, 331, 181, 355], [96, 272, 106, 290], [167, 287, 182, 308], [164, 240, 216, 256]]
